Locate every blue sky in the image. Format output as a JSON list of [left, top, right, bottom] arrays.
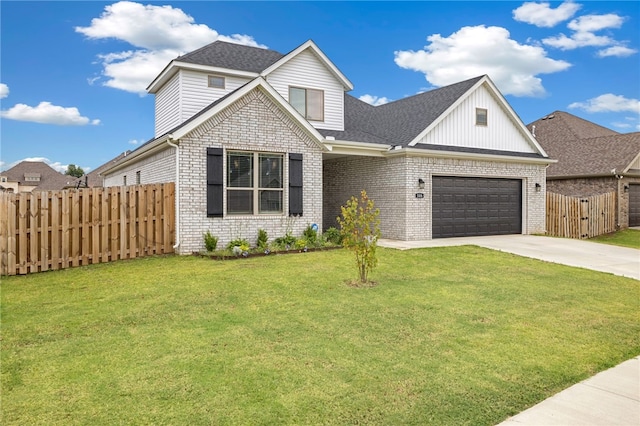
[[1, 1, 638, 173]]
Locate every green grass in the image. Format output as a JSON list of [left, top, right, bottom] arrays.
[[590, 229, 640, 249], [2, 247, 639, 425]]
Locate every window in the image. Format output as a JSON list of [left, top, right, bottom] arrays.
[[476, 108, 488, 126], [227, 152, 283, 215], [289, 87, 324, 121], [208, 75, 225, 89]]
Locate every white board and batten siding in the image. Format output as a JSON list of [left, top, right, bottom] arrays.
[[267, 49, 345, 131], [154, 70, 252, 137], [416, 83, 537, 154]]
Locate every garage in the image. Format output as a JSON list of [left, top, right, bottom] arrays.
[[432, 176, 522, 238], [629, 184, 640, 227]]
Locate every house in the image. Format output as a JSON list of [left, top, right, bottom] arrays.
[[0, 161, 72, 192], [101, 40, 553, 254], [527, 111, 640, 228]]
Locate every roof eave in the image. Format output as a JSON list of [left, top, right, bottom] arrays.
[[396, 147, 557, 165], [101, 135, 173, 175], [147, 61, 260, 93]]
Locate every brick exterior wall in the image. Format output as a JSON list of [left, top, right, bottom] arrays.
[[548, 176, 640, 228], [324, 155, 547, 240], [176, 87, 323, 254], [102, 148, 176, 187]]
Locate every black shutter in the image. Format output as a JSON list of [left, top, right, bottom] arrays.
[[289, 153, 303, 216], [207, 148, 224, 217]]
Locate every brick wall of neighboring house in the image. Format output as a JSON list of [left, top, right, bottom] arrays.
[[102, 148, 176, 187], [324, 155, 547, 240], [176, 88, 324, 254], [546, 176, 617, 197]]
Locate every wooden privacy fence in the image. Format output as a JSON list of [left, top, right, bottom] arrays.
[[546, 191, 616, 239], [0, 183, 175, 276]]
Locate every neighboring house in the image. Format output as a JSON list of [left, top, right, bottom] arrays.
[[0, 161, 71, 192], [101, 40, 552, 254], [527, 111, 640, 228]]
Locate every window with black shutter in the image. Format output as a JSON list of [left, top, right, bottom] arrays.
[[289, 153, 303, 216], [206, 147, 224, 217]]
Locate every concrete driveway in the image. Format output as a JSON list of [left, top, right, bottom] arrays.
[[378, 234, 640, 280]]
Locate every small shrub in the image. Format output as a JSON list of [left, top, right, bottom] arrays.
[[274, 232, 297, 249], [203, 231, 218, 252], [257, 229, 269, 250], [337, 190, 381, 284], [303, 225, 318, 246], [227, 238, 250, 251], [295, 238, 308, 250], [323, 227, 342, 245]]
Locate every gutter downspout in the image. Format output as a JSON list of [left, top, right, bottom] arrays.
[[167, 139, 180, 250]]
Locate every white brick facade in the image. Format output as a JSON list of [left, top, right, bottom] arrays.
[[176, 87, 323, 254], [102, 148, 176, 187], [324, 155, 547, 240]]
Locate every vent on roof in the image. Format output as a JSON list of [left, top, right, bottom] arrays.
[[24, 173, 41, 182], [547, 114, 555, 119]]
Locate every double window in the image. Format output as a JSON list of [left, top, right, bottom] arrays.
[[289, 87, 324, 121], [227, 152, 283, 215]]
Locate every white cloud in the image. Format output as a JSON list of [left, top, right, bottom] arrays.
[[76, 1, 266, 95], [0, 83, 8, 99], [567, 14, 624, 33], [0, 102, 101, 126], [359, 94, 391, 106], [394, 25, 571, 97], [597, 45, 638, 58], [542, 12, 633, 54], [513, 1, 581, 28], [128, 139, 143, 145], [568, 94, 640, 113]]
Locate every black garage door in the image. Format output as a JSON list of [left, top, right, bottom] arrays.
[[432, 176, 522, 238], [629, 184, 640, 227]]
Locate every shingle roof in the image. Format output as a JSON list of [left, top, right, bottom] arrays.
[[1, 161, 72, 191], [176, 41, 284, 73], [321, 75, 484, 147], [527, 111, 639, 177]]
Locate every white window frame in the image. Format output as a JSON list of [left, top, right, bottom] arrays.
[[476, 108, 488, 126], [208, 75, 225, 89], [226, 151, 284, 216], [289, 86, 324, 121]]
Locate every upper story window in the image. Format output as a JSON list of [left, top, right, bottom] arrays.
[[227, 151, 284, 215], [208, 75, 225, 89], [476, 108, 488, 126], [289, 87, 324, 121]]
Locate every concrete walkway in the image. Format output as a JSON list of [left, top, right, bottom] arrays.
[[498, 356, 639, 426], [378, 234, 640, 280], [378, 234, 640, 425]]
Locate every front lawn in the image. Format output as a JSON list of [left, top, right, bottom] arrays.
[[2, 247, 638, 425], [590, 228, 640, 249]]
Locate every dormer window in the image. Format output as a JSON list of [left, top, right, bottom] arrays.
[[289, 87, 324, 121], [208, 75, 225, 89], [476, 108, 488, 126]]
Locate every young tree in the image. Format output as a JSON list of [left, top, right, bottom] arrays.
[[65, 164, 84, 178], [337, 190, 381, 285]]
